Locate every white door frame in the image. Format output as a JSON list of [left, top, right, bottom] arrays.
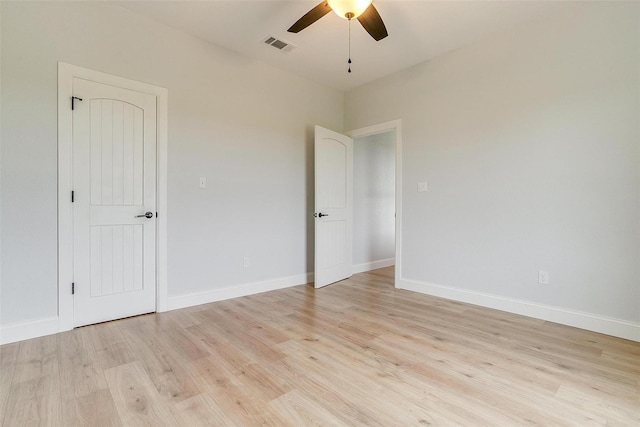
[[347, 120, 402, 286], [57, 62, 169, 331]]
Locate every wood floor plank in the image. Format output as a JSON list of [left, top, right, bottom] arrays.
[[103, 361, 179, 426], [269, 390, 351, 427], [209, 298, 292, 345], [234, 362, 292, 401], [279, 339, 442, 426], [57, 330, 108, 397], [0, 342, 18, 422], [555, 383, 640, 424], [184, 356, 292, 426], [265, 357, 390, 427], [1, 266, 638, 426], [0, 341, 19, 371], [80, 321, 137, 371], [185, 324, 253, 375], [173, 392, 237, 426], [65, 388, 123, 427], [158, 308, 201, 330], [2, 373, 62, 426], [138, 316, 210, 364], [120, 325, 202, 404], [12, 335, 58, 385], [191, 309, 286, 364]]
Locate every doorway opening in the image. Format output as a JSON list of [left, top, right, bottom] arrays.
[[352, 130, 396, 273], [348, 120, 402, 286]]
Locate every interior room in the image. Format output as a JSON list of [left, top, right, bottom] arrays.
[[1, 0, 638, 425]]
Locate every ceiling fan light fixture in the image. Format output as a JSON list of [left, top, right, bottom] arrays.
[[327, 0, 372, 20]]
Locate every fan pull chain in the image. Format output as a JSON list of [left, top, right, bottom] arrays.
[[347, 18, 352, 73]]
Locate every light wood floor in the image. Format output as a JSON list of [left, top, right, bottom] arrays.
[[1, 267, 638, 426]]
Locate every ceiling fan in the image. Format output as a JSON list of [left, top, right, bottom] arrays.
[[288, 0, 388, 42]]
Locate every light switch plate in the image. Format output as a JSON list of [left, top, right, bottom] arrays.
[[199, 177, 206, 188], [538, 270, 549, 285]]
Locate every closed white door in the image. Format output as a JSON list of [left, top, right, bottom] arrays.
[[72, 78, 157, 327], [314, 126, 353, 288]]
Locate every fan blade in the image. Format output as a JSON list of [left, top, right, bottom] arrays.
[[288, 1, 333, 33], [357, 4, 388, 41]]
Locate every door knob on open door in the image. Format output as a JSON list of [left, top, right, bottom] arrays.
[[136, 211, 154, 219], [317, 213, 329, 217]]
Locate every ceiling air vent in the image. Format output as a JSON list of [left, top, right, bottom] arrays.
[[263, 36, 296, 54]]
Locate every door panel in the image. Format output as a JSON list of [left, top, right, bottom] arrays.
[[314, 126, 353, 288], [73, 78, 157, 327], [89, 100, 144, 207], [318, 221, 347, 268], [89, 225, 143, 297], [316, 139, 347, 209]]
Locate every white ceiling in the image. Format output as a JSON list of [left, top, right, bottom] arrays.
[[117, 0, 577, 91]]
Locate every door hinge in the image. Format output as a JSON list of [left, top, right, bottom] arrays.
[[71, 96, 83, 111], [71, 190, 75, 203], [72, 283, 75, 295]]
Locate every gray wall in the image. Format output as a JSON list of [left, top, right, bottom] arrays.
[[345, 2, 639, 322], [0, 2, 343, 325], [2, 1, 638, 333], [353, 131, 395, 266]]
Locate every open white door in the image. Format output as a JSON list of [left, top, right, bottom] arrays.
[[314, 126, 353, 288]]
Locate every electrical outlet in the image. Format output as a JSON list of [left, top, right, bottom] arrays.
[[538, 270, 549, 285], [417, 182, 428, 192], [243, 257, 250, 268]]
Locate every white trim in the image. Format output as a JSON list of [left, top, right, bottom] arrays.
[[0, 317, 60, 345], [347, 120, 403, 288], [58, 64, 74, 332], [0, 3, 3, 341], [168, 273, 313, 311], [57, 62, 169, 332], [155, 78, 169, 313], [352, 258, 395, 274], [398, 278, 640, 342]]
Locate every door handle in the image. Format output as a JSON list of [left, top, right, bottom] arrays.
[[135, 211, 154, 219], [317, 213, 329, 218]]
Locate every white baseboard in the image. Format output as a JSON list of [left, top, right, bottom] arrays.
[[398, 278, 640, 342], [168, 273, 313, 311], [0, 316, 60, 345], [352, 258, 395, 274], [0, 274, 312, 345], [7, 274, 634, 344]]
